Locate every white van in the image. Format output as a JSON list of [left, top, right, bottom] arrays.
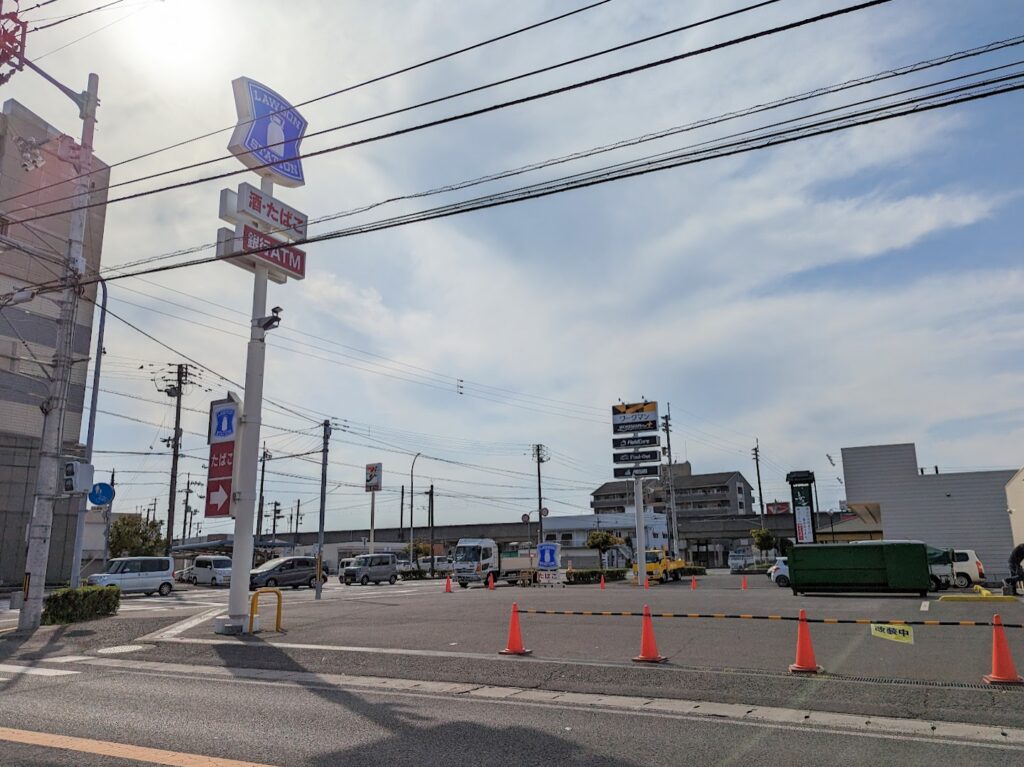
[[87, 556, 175, 596], [190, 555, 233, 586]]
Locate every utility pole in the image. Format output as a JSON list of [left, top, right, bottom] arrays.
[[753, 439, 765, 527], [102, 468, 115, 565], [294, 499, 302, 542], [408, 453, 421, 560], [179, 473, 202, 542], [271, 500, 282, 541], [427, 484, 435, 578], [255, 444, 270, 542], [315, 419, 331, 600], [19, 72, 100, 633], [159, 363, 190, 554], [399, 485, 404, 541], [661, 406, 679, 558], [532, 444, 549, 543]]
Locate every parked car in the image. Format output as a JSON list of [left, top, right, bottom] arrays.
[[952, 549, 985, 588], [418, 556, 452, 576], [190, 555, 233, 587], [250, 556, 327, 590], [87, 556, 175, 596], [342, 553, 398, 585], [727, 550, 756, 571], [767, 557, 790, 587], [174, 566, 193, 583]]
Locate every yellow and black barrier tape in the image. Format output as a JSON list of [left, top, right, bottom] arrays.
[[516, 608, 1018, 628]]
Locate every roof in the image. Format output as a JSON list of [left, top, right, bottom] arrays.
[[592, 471, 746, 497]]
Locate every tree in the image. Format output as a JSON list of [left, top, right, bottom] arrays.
[[750, 527, 777, 561], [109, 516, 166, 557], [401, 541, 431, 560], [586, 530, 623, 571]]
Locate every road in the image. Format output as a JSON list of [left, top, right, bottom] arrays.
[[2, 573, 1024, 765]]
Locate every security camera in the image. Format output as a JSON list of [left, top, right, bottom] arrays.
[[255, 309, 282, 332], [272, 306, 282, 316]]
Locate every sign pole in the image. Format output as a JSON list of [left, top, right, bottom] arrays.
[[223, 250, 270, 632], [633, 476, 645, 586], [369, 491, 375, 554]]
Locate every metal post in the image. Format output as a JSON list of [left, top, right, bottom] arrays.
[[256, 443, 268, 541], [662, 405, 679, 558], [223, 260, 269, 631], [102, 468, 114, 565], [409, 453, 420, 562], [20, 73, 98, 631], [369, 490, 375, 554], [165, 363, 184, 554], [753, 438, 765, 527], [180, 472, 191, 541], [399, 484, 404, 540], [428, 484, 435, 578], [314, 418, 330, 600], [633, 476, 645, 586], [71, 276, 106, 587]]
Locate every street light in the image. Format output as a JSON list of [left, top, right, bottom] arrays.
[[408, 452, 421, 560]]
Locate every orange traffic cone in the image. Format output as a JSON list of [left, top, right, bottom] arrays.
[[499, 602, 531, 656], [690, 575, 697, 591], [633, 604, 667, 663], [444, 575, 452, 593], [644, 576, 649, 590], [600, 574, 606, 590], [487, 573, 495, 590], [789, 609, 821, 673], [983, 614, 1023, 684], [741, 576, 748, 591]]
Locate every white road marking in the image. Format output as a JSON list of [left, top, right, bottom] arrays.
[[49, 656, 1024, 751], [137, 607, 224, 642], [921, 601, 930, 611], [0, 663, 78, 677]]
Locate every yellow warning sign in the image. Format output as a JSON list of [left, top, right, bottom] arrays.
[[870, 624, 914, 644]]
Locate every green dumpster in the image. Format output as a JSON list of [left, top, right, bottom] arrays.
[[789, 542, 930, 596]]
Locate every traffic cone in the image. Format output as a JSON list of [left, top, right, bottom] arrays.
[[632, 604, 667, 663], [983, 614, 1023, 684], [600, 574, 606, 590], [487, 573, 495, 590], [789, 609, 821, 673], [444, 575, 452, 593], [691, 575, 697, 591], [741, 575, 748, 591], [644, 576, 650, 590], [499, 602, 531, 656]]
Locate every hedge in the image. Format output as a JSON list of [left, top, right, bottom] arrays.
[[565, 568, 629, 585], [41, 585, 120, 625]]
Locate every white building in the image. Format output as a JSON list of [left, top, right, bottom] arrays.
[[540, 512, 668, 569], [1006, 467, 1024, 548], [842, 443, 1016, 577]]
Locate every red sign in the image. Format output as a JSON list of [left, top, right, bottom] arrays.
[[240, 224, 305, 280], [766, 502, 791, 515], [205, 441, 234, 517]]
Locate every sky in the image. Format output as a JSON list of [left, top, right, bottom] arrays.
[[3, 0, 1023, 539]]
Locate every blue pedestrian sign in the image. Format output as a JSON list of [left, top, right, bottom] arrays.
[[213, 406, 235, 440], [228, 77, 308, 188], [537, 542, 560, 570], [88, 482, 115, 506]]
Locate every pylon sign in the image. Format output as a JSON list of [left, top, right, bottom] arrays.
[[365, 463, 382, 492], [206, 394, 241, 518], [227, 77, 308, 188]]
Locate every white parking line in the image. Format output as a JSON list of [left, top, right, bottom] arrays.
[[920, 601, 930, 611], [0, 663, 79, 677]]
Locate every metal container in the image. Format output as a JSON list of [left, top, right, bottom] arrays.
[[789, 542, 930, 596]]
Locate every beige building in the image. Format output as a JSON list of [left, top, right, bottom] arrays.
[[1007, 467, 1024, 548], [0, 99, 109, 586]]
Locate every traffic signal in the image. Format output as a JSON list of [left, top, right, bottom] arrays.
[[62, 460, 94, 495]]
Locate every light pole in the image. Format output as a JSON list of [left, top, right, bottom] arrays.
[[408, 453, 421, 562], [16, 65, 100, 632]]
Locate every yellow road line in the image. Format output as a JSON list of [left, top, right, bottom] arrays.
[[0, 726, 278, 767]]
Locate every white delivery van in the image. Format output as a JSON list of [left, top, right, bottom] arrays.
[[87, 556, 175, 596], [190, 555, 233, 586]]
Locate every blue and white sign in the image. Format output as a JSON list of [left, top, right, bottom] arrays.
[[208, 394, 242, 445], [88, 482, 115, 506], [537, 542, 561, 571], [228, 77, 308, 188]]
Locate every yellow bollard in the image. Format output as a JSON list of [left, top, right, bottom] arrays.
[[249, 587, 283, 634]]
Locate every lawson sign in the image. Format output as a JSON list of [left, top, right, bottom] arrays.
[[228, 77, 308, 188]]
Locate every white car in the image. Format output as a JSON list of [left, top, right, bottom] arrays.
[[190, 555, 233, 586], [952, 549, 985, 588], [87, 556, 175, 596], [767, 557, 790, 588]]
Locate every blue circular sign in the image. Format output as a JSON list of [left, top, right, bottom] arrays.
[[89, 482, 115, 506]]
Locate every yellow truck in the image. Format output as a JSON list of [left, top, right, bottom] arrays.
[[633, 549, 688, 583]]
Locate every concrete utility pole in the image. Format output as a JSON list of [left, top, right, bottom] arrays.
[[271, 500, 281, 540], [427, 484, 435, 578], [102, 468, 115, 565], [408, 453, 421, 560], [255, 443, 270, 541], [19, 72, 99, 633], [399, 485, 404, 541], [314, 418, 331, 600], [532, 444, 549, 543], [661, 406, 679, 558], [179, 473, 202, 542], [753, 439, 766, 527], [160, 363, 190, 554]]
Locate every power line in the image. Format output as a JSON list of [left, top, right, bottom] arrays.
[[29, 0, 125, 31], [6, 0, 889, 226], [1, 0, 614, 208]]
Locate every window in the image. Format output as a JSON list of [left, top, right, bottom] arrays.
[[954, 552, 969, 562], [121, 560, 142, 573], [278, 560, 294, 571], [560, 533, 572, 542], [481, 548, 492, 560], [544, 534, 556, 541], [738, 499, 744, 509], [141, 558, 169, 572], [196, 560, 210, 569]]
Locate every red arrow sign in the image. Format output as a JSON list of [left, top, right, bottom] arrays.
[[205, 441, 234, 518]]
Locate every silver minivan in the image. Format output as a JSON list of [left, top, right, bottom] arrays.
[[190, 555, 233, 586], [342, 553, 398, 585], [87, 556, 175, 596]]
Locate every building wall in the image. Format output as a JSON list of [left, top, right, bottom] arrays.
[[1007, 468, 1024, 547], [0, 100, 109, 586], [842, 444, 1015, 577]]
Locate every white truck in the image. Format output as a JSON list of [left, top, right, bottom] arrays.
[[452, 538, 536, 588]]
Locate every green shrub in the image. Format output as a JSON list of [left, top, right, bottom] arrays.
[[677, 566, 707, 576], [400, 569, 426, 580], [565, 568, 629, 584], [42, 585, 120, 625]]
